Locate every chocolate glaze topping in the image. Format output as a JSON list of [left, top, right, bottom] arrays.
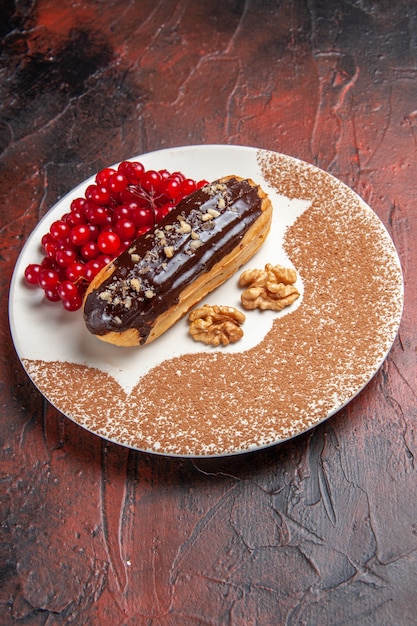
[[83, 177, 264, 343]]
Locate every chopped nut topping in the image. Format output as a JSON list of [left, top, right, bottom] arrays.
[[177, 220, 192, 234], [124, 296, 132, 309], [164, 245, 175, 258], [201, 212, 214, 222], [189, 304, 245, 346], [239, 263, 300, 311], [217, 197, 226, 209], [130, 253, 140, 262], [189, 240, 202, 250], [190, 231, 200, 240], [203, 182, 227, 196], [144, 289, 155, 299], [155, 229, 167, 246], [130, 277, 141, 292], [99, 290, 112, 302], [114, 316, 122, 325], [207, 208, 221, 218]]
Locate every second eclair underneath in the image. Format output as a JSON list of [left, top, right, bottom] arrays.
[[83, 175, 272, 347]]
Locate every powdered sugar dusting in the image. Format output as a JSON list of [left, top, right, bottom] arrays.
[[21, 150, 403, 456]]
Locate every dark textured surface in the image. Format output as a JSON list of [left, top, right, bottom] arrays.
[[1, 1, 416, 624]]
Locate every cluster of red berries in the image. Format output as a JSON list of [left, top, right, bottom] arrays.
[[24, 160, 207, 311]]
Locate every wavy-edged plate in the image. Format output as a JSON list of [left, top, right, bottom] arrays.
[[9, 145, 404, 456]]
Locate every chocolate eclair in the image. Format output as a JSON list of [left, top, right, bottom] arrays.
[[83, 175, 272, 346]]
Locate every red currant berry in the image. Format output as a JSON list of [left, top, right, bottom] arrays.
[[24, 263, 41, 285], [117, 161, 136, 181], [61, 292, 83, 311], [66, 261, 85, 282], [113, 205, 132, 221], [80, 241, 99, 260], [95, 187, 111, 205], [180, 178, 197, 197], [61, 212, 72, 224], [118, 188, 143, 205], [44, 288, 61, 302], [95, 167, 116, 187], [88, 224, 100, 241], [57, 280, 78, 300], [85, 203, 111, 226], [159, 169, 171, 181], [108, 172, 128, 195], [129, 161, 145, 181], [50, 220, 70, 241], [43, 241, 58, 259], [155, 203, 174, 221], [83, 260, 102, 282], [97, 231, 121, 255], [66, 209, 87, 227], [40, 257, 56, 269], [55, 248, 77, 268], [41, 232, 55, 248], [115, 218, 136, 241], [85, 184, 111, 206], [164, 178, 181, 199], [97, 254, 112, 267], [38, 268, 60, 290], [141, 170, 162, 194], [170, 171, 185, 183], [70, 224, 91, 247], [130, 206, 154, 228], [70, 197, 86, 212]]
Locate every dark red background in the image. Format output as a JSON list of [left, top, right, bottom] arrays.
[[1, 1, 416, 624]]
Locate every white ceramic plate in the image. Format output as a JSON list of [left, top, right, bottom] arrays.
[[9, 145, 404, 456]]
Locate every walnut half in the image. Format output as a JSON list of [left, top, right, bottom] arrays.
[[239, 263, 300, 311], [188, 305, 246, 346]]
